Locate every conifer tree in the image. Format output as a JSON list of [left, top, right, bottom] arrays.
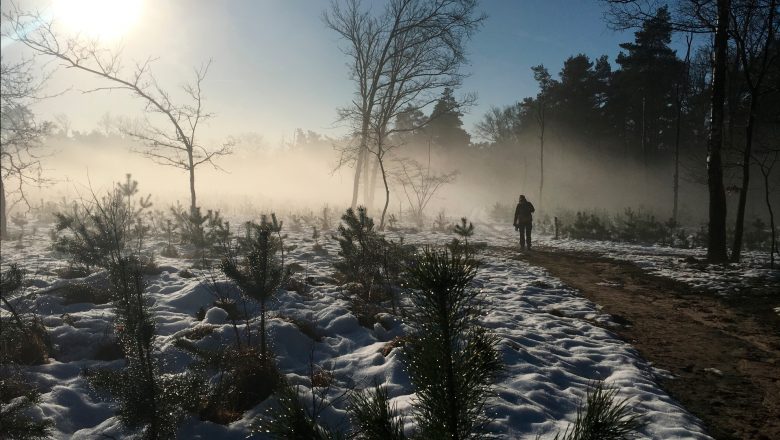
[[86, 257, 201, 440], [0, 266, 53, 439], [220, 219, 286, 359], [450, 217, 475, 256], [53, 177, 152, 271], [349, 383, 406, 440], [402, 247, 501, 439], [334, 207, 384, 292], [551, 381, 644, 440]]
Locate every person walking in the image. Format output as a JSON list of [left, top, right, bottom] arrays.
[[513, 195, 535, 250]]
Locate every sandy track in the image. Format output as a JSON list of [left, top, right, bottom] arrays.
[[512, 246, 780, 440]]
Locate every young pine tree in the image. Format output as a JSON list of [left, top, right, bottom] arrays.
[[0, 266, 54, 440], [551, 381, 644, 440], [334, 207, 384, 293], [220, 220, 286, 360], [403, 247, 501, 440], [449, 217, 475, 256], [86, 257, 201, 440], [349, 383, 406, 440]]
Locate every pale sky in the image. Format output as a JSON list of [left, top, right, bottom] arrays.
[[3, 0, 695, 146]]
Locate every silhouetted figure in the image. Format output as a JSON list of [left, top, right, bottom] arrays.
[[514, 195, 535, 250]]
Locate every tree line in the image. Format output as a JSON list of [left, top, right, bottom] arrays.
[[2, 0, 778, 264]]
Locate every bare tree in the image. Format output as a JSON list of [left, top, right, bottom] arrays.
[[0, 56, 52, 239], [753, 146, 778, 268], [395, 156, 457, 227], [325, 0, 385, 210], [326, 0, 484, 223], [3, 6, 233, 214], [530, 65, 551, 209], [729, 0, 779, 262]]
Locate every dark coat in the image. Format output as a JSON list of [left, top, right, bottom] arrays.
[[514, 200, 535, 225]]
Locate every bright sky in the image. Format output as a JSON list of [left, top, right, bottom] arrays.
[[4, 0, 696, 146]]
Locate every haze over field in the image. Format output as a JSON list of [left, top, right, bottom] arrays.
[[5, 0, 772, 227]]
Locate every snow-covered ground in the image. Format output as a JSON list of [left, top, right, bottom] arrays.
[[479, 223, 780, 296], [2, 223, 714, 439]]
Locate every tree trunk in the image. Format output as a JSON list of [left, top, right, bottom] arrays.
[[762, 167, 776, 269], [351, 135, 367, 210], [539, 106, 545, 209], [362, 146, 372, 211], [731, 96, 757, 262], [673, 35, 692, 224], [706, 0, 731, 264], [188, 152, 197, 214], [367, 156, 380, 211], [260, 298, 267, 359], [0, 176, 7, 240], [378, 153, 391, 231]]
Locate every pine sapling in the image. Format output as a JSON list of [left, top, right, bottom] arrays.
[[551, 381, 644, 440], [450, 217, 475, 256], [403, 247, 501, 439], [220, 220, 286, 360], [349, 383, 405, 440], [86, 257, 202, 440]]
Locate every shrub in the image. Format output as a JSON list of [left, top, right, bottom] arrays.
[[312, 226, 326, 255], [0, 265, 50, 366], [174, 341, 280, 424], [159, 218, 179, 258], [334, 207, 415, 319], [85, 257, 202, 440], [432, 210, 449, 232], [59, 281, 112, 305], [171, 206, 227, 264], [613, 208, 669, 244], [745, 217, 772, 251], [449, 217, 476, 256], [221, 218, 286, 357], [0, 372, 54, 440], [563, 211, 612, 240], [52, 178, 151, 271], [550, 381, 644, 440], [349, 383, 405, 440], [402, 248, 501, 439], [257, 381, 336, 439]]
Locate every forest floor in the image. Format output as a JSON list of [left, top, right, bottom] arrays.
[[511, 246, 780, 440]]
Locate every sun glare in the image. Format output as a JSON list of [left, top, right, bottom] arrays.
[[53, 0, 143, 40]]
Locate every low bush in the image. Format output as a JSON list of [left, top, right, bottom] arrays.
[[85, 257, 202, 440], [563, 211, 612, 241], [334, 207, 415, 319], [53, 176, 152, 271], [550, 381, 644, 440], [175, 341, 280, 425], [1, 265, 50, 366], [0, 371, 54, 440], [0, 321, 50, 366], [59, 282, 111, 305]]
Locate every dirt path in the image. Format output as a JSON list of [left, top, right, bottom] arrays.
[[503, 246, 780, 440]]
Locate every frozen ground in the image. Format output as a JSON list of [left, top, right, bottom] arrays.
[[1, 222, 715, 439], [479, 223, 780, 297]]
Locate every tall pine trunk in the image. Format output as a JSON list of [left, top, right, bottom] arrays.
[[706, 0, 731, 263], [731, 97, 757, 262], [673, 35, 693, 223], [0, 176, 7, 240], [764, 172, 780, 269]]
